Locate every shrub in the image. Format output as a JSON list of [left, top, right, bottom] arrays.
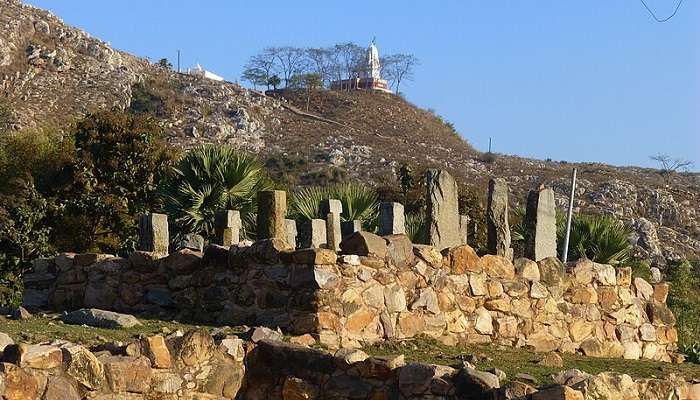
[[161, 144, 273, 240], [666, 261, 700, 359], [559, 214, 631, 265], [290, 183, 379, 230], [405, 211, 428, 244], [479, 152, 497, 164], [58, 111, 175, 253]]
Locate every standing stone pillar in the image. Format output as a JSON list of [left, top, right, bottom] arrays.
[[321, 199, 342, 252], [257, 190, 287, 240], [139, 213, 169, 255], [300, 219, 327, 248], [379, 202, 405, 235], [285, 219, 297, 249], [341, 220, 362, 239], [524, 187, 557, 261], [487, 178, 513, 260], [215, 210, 241, 246], [425, 169, 460, 250], [459, 215, 470, 245]]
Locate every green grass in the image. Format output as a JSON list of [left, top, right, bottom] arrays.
[[363, 336, 700, 384], [0, 314, 239, 346]]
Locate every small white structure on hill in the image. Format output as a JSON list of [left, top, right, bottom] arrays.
[[189, 64, 224, 82]]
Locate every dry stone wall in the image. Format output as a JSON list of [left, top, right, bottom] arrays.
[[24, 232, 679, 362]]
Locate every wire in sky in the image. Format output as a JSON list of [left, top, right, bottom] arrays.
[[639, 0, 684, 22]]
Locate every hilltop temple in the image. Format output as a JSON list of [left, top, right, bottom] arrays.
[[331, 41, 392, 93]]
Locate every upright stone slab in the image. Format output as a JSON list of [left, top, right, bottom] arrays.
[[379, 202, 405, 235], [300, 219, 327, 248], [320, 199, 343, 252], [487, 178, 513, 260], [215, 210, 241, 246], [524, 187, 557, 261], [425, 169, 460, 250], [326, 212, 342, 252], [256, 190, 287, 240], [285, 219, 297, 249], [138, 213, 169, 255], [341, 220, 362, 239], [459, 215, 470, 245]]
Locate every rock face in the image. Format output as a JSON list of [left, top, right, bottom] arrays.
[[524, 188, 557, 261], [257, 190, 287, 241], [487, 178, 513, 260], [61, 308, 141, 328], [426, 169, 461, 250]]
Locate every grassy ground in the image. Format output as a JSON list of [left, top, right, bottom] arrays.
[[363, 336, 700, 385], [0, 313, 233, 346]]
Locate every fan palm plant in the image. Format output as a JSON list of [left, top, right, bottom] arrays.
[[290, 183, 379, 229], [405, 211, 428, 244], [161, 145, 273, 240], [559, 214, 632, 265]]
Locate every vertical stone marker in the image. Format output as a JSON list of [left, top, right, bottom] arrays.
[[459, 215, 470, 245], [257, 190, 287, 240], [341, 220, 362, 239], [321, 199, 343, 252], [524, 187, 557, 261], [300, 219, 327, 248], [139, 213, 169, 255], [425, 169, 460, 250], [215, 210, 241, 246], [487, 178, 513, 260], [379, 202, 405, 235], [285, 219, 297, 249]]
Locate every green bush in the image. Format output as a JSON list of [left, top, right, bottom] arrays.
[[666, 261, 700, 360], [405, 211, 427, 244], [290, 183, 379, 230], [559, 214, 631, 265], [161, 144, 273, 240]]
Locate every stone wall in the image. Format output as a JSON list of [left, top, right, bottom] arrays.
[[1, 330, 697, 400], [24, 232, 679, 361]]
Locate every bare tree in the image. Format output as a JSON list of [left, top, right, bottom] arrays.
[[274, 46, 308, 88], [650, 153, 695, 181], [333, 43, 364, 90], [306, 47, 333, 87], [241, 48, 278, 90], [383, 53, 419, 94]]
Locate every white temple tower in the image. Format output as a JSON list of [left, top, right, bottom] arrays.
[[331, 40, 391, 93]]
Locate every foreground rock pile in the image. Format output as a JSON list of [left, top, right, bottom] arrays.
[[0, 328, 697, 399], [25, 231, 680, 362]]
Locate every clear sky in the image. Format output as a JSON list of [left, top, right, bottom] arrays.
[[26, 0, 699, 169]]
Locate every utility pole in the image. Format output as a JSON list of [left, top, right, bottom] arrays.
[[562, 167, 577, 263], [488, 137, 492, 153], [177, 50, 181, 73]]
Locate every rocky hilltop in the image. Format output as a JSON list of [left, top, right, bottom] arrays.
[[0, 0, 697, 263]]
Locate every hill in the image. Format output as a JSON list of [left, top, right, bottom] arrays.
[[0, 0, 698, 262]]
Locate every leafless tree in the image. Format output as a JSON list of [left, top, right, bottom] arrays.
[[274, 46, 308, 88], [305, 47, 334, 87], [332, 43, 364, 90], [382, 53, 419, 94], [241, 48, 278, 90], [650, 153, 695, 178]]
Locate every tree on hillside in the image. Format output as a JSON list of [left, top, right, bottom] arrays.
[[333, 42, 365, 83], [274, 46, 308, 88], [306, 47, 334, 87], [241, 49, 279, 90], [383, 53, 419, 94], [157, 58, 173, 70], [290, 73, 323, 111], [650, 153, 694, 183], [267, 75, 281, 91]]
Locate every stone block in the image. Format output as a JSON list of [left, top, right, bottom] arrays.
[[479, 255, 515, 279], [340, 231, 388, 258], [447, 244, 481, 274], [426, 169, 460, 250], [256, 190, 287, 240], [285, 218, 297, 249], [138, 213, 169, 255], [487, 178, 512, 259], [215, 210, 241, 246], [379, 202, 405, 235], [300, 219, 326, 248], [326, 212, 342, 252], [341, 220, 362, 239], [524, 188, 557, 261], [320, 198, 343, 215]]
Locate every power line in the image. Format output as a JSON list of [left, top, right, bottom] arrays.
[[639, 0, 684, 22]]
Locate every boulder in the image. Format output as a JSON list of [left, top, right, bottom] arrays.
[[538, 257, 564, 285], [61, 308, 141, 329], [142, 335, 172, 369], [447, 245, 481, 274], [100, 354, 152, 393], [646, 301, 676, 325], [175, 233, 204, 252], [62, 344, 105, 390], [177, 329, 214, 366], [249, 326, 283, 343], [539, 352, 564, 368], [455, 367, 500, 394], [474, 307, 493, 335], [340, 231, 388, 258], [0, 362, 40, 400], [43, 376, 81, 400], [10, 306, 31, 320], [515, 258, 540, 281], [384, 234, 415, 268], [479, 255, 515, 279], [0, 332, 13, 354], [634, 277, 654, 300], [3, 343, 63, 369]]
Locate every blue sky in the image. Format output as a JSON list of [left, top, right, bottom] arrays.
[[27, 0, 699, 169]]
